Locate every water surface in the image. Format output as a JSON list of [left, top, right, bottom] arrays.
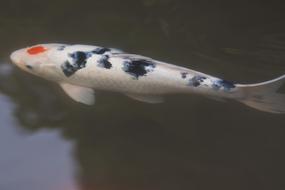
[[0, 1, 285, 190]]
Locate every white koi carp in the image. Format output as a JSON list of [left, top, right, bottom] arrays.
[[10, 44, 285, 113]]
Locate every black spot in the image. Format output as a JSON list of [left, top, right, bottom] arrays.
[[92, 47, 111, 55], [61, 51, 92, 77], [98, 55, 112, 69], [189, 76, 207, 87], [26, 65, 33, 70], [181, 72, 188, 79], [61, 61, 77, 77], [122, 59, 156, 79], [220, 80, 236, 90], [69, 51, 90, 69], [212, 79, 236, 91], [57, 46, 66, 51]]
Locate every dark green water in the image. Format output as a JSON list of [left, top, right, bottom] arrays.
[[0, 1, 285, 190]]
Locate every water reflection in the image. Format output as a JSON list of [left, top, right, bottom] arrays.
[[0, 94, 78, 190], [1, 59, 285, 190], [0, 1, 285, 190]]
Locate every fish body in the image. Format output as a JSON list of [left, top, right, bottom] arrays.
[[10, 44, 285, 113]]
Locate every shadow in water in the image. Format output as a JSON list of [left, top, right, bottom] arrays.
[[0, 62, 285, 190]]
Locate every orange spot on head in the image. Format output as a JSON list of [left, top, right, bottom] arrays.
[[27, 46, 47, 55]]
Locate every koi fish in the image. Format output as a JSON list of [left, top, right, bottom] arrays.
[[10, 44, 285, 113]]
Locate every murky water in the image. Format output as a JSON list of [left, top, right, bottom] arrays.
[[0, 1, 285, 190]]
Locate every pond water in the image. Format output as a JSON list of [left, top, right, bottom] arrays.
[[0, 1, 285, 190]]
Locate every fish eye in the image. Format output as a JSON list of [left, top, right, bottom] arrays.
[[25, 65, 33, 70], [27, 46, 47, 55]]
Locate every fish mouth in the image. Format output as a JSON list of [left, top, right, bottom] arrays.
[[10, 49, 27, 70], [10, 49, 23, 65]]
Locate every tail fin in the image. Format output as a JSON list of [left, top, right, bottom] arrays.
[[235, 75, 285, 114]]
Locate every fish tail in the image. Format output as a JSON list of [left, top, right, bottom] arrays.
[[235, 74, 285, 114]]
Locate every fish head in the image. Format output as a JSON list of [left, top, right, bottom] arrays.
[[10, 43, 67, 80]]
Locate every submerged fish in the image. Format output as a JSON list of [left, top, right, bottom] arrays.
[[10, 44, 285, 113]]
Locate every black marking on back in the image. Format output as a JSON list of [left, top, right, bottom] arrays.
[[92, 47, 111, 55], [61, 51, 92, 77], [122, 59, 156, 79], [69, 51, 90, 68], [98, 55, 112, 69], [220, 80, 236, 89], [188, 76, 207, 87], [57, 45, 66, 51], [212, 79, 236, 91], [61, 61, 77, 77], [181, 72, 188, 79]]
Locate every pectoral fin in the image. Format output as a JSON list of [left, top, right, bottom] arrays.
[[60, 83, 95, 105], [126, 94, 164, 104]]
